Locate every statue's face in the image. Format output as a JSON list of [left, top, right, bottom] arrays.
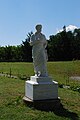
[[35, 24, 42, 33], [36, 27, 42, 33]]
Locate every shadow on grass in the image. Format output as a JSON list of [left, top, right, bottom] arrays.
[[24, 100, 79, 120], [51, 103, 79, 120]]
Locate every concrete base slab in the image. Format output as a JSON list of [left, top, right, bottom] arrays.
[[23, 96, 60, 110]]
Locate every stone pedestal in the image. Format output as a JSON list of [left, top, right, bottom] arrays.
[[24, 76, 58, 100]]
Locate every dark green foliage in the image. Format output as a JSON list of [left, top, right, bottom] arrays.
[[0, 45, 23, 62], [48, 27, 80, 61], [0, 32, 33, 62], [0, 27, 80, 62], [21, 31, 33, 62], [21, 41, 32, 62]]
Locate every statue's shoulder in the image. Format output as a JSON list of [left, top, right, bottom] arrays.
[[41, 33, 45, 36], [41, 33, 46, 39]]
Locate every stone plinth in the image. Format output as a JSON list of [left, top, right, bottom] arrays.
[[24, 76, 58, 100]]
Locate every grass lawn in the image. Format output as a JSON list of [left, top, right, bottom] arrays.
[[0, 61, 80, 120]]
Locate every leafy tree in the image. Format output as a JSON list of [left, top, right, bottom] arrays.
[[25, 31, 33, 42], [73, 28, 80, 59], [0, 27, 80, 62], [21, 31, 33, 62], [48, 26, 79, 61], [0, 47, 5, 61]]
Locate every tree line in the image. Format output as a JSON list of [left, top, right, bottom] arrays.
[[0, 26, 80, 62]]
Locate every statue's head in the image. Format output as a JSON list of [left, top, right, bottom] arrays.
[[35, 24, 42, 33]]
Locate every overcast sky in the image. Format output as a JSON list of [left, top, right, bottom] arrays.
[[0, 0, 80, 46]]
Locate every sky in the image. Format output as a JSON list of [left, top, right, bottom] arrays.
[[0, 0, 80, 46]]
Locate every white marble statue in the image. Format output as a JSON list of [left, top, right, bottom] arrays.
[[30, 24, 48, 77]]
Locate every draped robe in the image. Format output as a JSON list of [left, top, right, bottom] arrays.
[[30, 32, 48, 77]]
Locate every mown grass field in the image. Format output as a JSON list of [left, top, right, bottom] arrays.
[[0, 61, 80, 120]]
